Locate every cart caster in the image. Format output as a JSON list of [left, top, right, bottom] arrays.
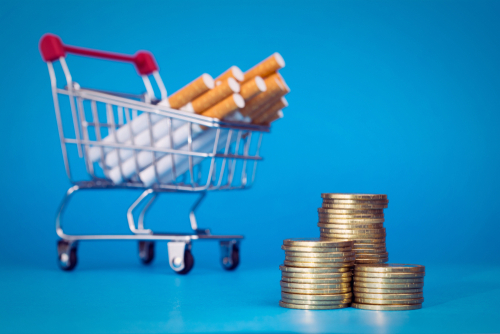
[[138, 241, 155, 265], [220, 241, 240, 271], [57, 240, 77, 271], [168, 242, 194, 275]]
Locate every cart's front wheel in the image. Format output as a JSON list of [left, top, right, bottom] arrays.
[[175, 249, 194, 275], [221, 243, 240, 271], [57, 240, 77, 271], [138, 241, 155, 265]]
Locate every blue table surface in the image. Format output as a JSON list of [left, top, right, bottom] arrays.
[[1, 260, 499, 333]]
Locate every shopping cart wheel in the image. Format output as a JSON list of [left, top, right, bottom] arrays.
[[57, 240, 77, 271], [176, 249, 194, 275], [138, 241, 155, 265], [220, 241, 240, 271]]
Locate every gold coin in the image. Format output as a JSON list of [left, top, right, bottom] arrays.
[[355, 264, 425, 273], [283, 238, 353, 248], [321, 235, 386, 242], [318, 208, 385, 214], [281, 245, 353, 253], [355, 277, 424, 283], [279, 300, 350, 310], [318, 218, 385, 224], [323, 199, 389, 205], [319, 211, 385, 217], [281, 287, 352, 294], [285, 256, 356, 263], [284, 261, 355, 268], [320, 228, 386, 235], [322, 203, 388, 209], [353, 243, 387, 249], [354, 271, 425, 278], [318, 223, 385, 229], [280, 281, 352, 289], [279, 265, 352, 273], [351, 303, 422, 311], [281, 291, 353, 301], [282, 272, 352, 279], [354, 297, 423, 305], [353, 248, 388, 254], [282, 297, 352, 305], [321, 194, 388, 200], [320, 215, 385, 219], [353, 292, 423, 299], [354, 282, 424, 289], [355, 258, 389, 264], [323, 236, 386, 242], [355, 252, 389, 258], [285, 251, 356, 258], [282, 277, 352, 284], [353, 287, 423, 294]]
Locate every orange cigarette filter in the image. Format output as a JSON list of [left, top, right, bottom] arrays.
[[242, 53, 285, 83], [240, 76, 267, 101], [214, 66, 244, 85], [252, 97, 288, 124], [168, 74, 214, 109], [264, 110, 284, 125], [239, 73, 285, 117], [276, 72, 290, 93], [191, 78, 240, 114], [249, 94, 281, 120], [201, 94, 245, 120]]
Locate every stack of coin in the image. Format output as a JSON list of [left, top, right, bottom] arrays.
[[279, 238, 355, 310], [352, 264, 425, 311], [318, 193, 389, 264]]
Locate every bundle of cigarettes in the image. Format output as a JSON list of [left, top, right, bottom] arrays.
[[166, 52, 289, 125], [89, 53, 288, 185]]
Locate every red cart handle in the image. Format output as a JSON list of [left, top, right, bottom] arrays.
[[39, 33, 158, 76]]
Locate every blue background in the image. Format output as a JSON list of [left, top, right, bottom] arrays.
[[1, 1, 499, 333]]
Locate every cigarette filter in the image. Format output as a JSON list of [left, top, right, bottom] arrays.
[[214, 66, 244, 85], [191, 78, 240, 114], [240, 76, 267, 101], [239, 73, 285, 117], [264, 110, 284, 124], [243, 53, 285, 83], [201, 94, 245, 119], [276, 72, 290, 93], [252, 97, 288, 124], [168, 74, 214, 109]]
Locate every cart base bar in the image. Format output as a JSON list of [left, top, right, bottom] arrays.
[[58, 233, 244, 242]]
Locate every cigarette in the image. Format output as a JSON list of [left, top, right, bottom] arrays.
[[240, 76, 267, 101], [214, 66, 244, 85], [191, 78, 240, 114], [201, 94, 245, 119], [264, 110, 284, 125], [239, 73, 285, 117], [242, 53, 285, 83], [168, 73, 214, 109], [252, 97, 288, 124], [276, 72, 290, 93]]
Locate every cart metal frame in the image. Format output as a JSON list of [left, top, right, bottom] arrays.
[[40, 34, 269, 274]]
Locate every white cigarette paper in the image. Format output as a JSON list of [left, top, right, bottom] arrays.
[[108, 123, 203, 184], [139, 128, 231, 187], [88, 99, 170, 163]]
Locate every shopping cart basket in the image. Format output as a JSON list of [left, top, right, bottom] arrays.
[[40, 34, 269, 274]]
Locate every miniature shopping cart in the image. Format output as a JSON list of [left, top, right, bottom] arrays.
[[40, 34, 269, 274]]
